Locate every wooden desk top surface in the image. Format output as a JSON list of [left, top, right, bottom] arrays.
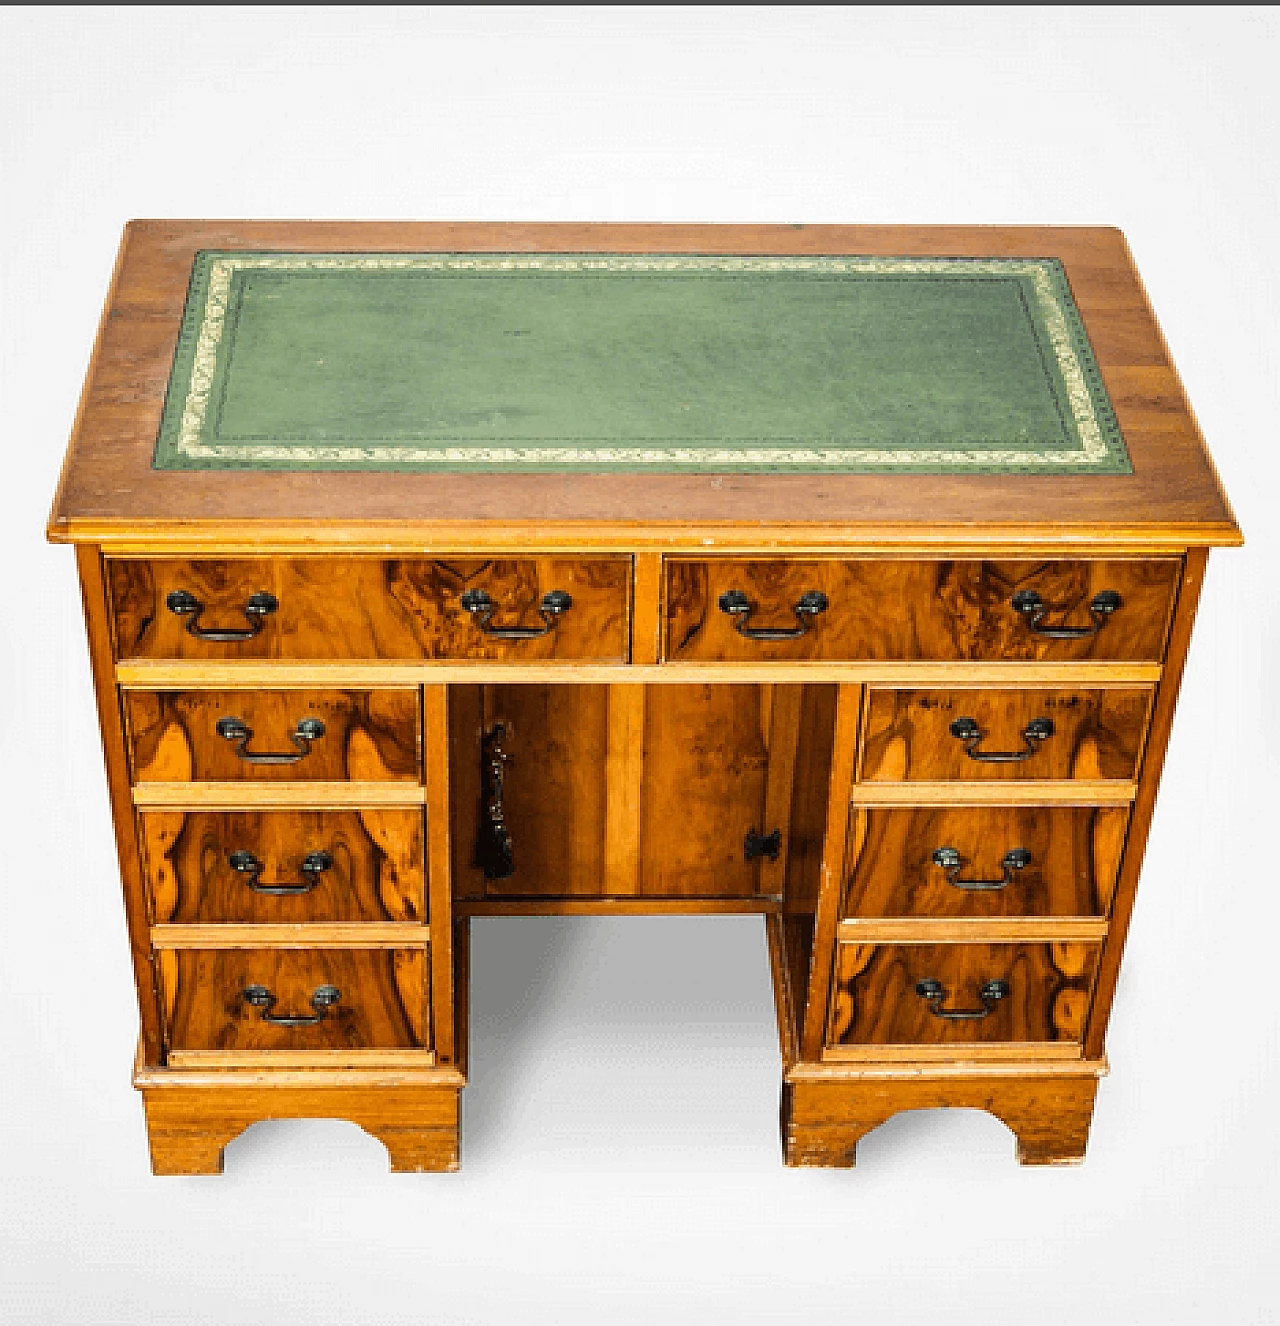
[[47, 221, 1240, 551]]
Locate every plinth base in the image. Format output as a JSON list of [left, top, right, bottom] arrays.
[[782, 1061, 1107, 1168], [135, 1063, 464, 1176]]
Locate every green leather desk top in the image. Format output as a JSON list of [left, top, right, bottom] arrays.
[[153, 252, 1130, 474]]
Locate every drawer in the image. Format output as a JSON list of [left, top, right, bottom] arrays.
[[663, 558, 1179, 662], [160, 947, 430, 1054], [826, 942, 1100, 1048], [108, 556, 632, 662], [125, 689, 420, 783], [843, 806, 1128, 919], [140, 810, 425, 924], [858, 687, 1152, 783]]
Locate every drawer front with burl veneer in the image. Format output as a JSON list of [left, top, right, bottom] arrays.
[[109, 556, 632, 662], [842, 806, 1129, 919], [160, 947, 431, 1059], [664, 558, 1179, 663], [140, 809, 426, 925], [858, 687, 1153, 785], [124, 689, 421, 783], [826, 941, 1101, 1050]]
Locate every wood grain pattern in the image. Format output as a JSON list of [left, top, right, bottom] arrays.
[[422, 684, 456, 1065], [782, 684, 838, 917], [757, 684, 804, 898], [151, 924, 427, 948], [637, 684, 771, 897], [837, 919, 1107, 942], [604, 684, 646, 895], [108, 556, 631, 661], [665, 558, 1180, 662], [140, 1082, 460, 1174], [114, 660, 1167, 687], [465, 682, 792, 901], [47, 223, 1241, 549], [132, 782, 427, 808], [842, 806, 1128, 919], [75, 545, 164, 1064], [800, 683, 863, 1060], [139, 809, 425, 924], [827, 941, 1100, 1047], [782, 1069, 1101, 1166], [125, 688, 421, 782], [1085, 547, 1208, 1057], [474, 683, 609, 896], [161, 947, 430, 1053], [859, 687, 1152, 783]]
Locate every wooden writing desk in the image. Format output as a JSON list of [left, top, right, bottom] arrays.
[[47, 222, 1240, 1173]]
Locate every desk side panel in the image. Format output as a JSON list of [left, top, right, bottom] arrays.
[[75, 544, 164, 1064]]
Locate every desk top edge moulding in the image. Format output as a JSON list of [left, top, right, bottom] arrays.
[[49, 222, 1240, 1175], [48, 221, 1240, 550]]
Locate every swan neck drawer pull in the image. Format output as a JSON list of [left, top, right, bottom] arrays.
[[242, 984, 340, 1027], [717, 588, 829, 640], [460, 588, 572, 639], [165, 589, 278, 642], [914, 978, 1009, 1020], [931, 846, 1031, 891], [1011, 588, 1121, 639], [215, 716, 326, 765], [229, 849, 333, 895], [949, 716, 1054, 763]]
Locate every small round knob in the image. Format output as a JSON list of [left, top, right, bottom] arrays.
[[1003, 848, 1033, 871], [1025, 717, 1055, 742], [541, 589, 572, 615], [949, 717, 981, 741], [294, 718, 326, 741], [932, 847, 963, 870]]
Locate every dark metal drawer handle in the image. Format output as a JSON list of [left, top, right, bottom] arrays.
[[242, 983, 340, 1027], [166, 588, 278, 642], [949, 716, 1054, 763], [915, 977, 1009, 1020], [744, 828, 782, 862], [932, 846, 1031, 891], [460, 588, 572, 639], [215, 716, 326, 765], [1011, 588, 1121, 639], [229, 849, 333, 895], [717, 589, 828, 640]]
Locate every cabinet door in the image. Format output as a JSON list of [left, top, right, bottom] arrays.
[[451, 683, 800, 901]]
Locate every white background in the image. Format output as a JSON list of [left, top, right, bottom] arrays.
[[1, 7, 1276, 1322]]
